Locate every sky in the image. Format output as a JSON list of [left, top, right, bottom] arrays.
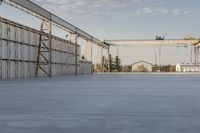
[[0, 0, 200, 65]]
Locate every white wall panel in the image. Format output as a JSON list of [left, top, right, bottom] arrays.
[[0, 17, 91, 79]]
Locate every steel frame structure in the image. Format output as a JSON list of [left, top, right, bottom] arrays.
[[105, 39, 200, 65], [2, 0, 108, 49], [1, 0, 109, 76], [105, 39, 199, 47]]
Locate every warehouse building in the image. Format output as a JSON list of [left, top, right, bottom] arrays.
[[131, 61, 153, 72], [176, 63, 200, 72]]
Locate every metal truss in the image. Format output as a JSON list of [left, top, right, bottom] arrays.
[[2, 0, 109, 49], [105, 39, 199, 47]]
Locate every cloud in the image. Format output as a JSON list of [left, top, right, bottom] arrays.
[[33, 0, 191, 19], [136, 7, 190, 16]]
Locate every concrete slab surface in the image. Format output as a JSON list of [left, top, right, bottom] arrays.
[[0, 74, 200, 133]]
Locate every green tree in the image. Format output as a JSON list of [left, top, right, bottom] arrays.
[[114, 56, 121, 72], [108, 54, 115, 72], [103, 54, 114, 72], [81, 54, 85, 60], [104, 59, 109, 72], [103, 55, 122, 72]]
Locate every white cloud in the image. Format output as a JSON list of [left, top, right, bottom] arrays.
[[33, 0, 191, 19], [157, 8, 169, 15]]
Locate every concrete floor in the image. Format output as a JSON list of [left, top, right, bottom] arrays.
[[0, 74, 200, 133]]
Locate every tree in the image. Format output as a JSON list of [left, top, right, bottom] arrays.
[[103, 54, 122, 72], [81, 54, 85, 60], [107, 54, 115, 72], [122, 65, 132, 72], [184, 36, 197, 40], [114, 56, 121, 72]]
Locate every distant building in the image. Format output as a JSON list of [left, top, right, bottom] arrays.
[[176, 63, 200, 72], [176, 64, 181, 72], [131, 61, 153, 72]]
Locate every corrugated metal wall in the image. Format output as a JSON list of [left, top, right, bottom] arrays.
[[0, 17, 91, 79], [79, 60, 92, 74]]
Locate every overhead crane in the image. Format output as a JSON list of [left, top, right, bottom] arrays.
[[105, 39, 199, 47], [105, 39, 200, 65]]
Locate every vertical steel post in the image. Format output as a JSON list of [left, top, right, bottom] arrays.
[[155, 52, 157, 65], [48, 21, 52, 76], [70, 33, 79, 75], [0, 17, 2, 79], [91, 42, 93, 74], [7, 21, 10, 78], [14, 25, 17, 78], [191, 45, 193, 64], [101, 46, 104, 72], [75, 36, 78, 75], [194, 45, 197, 66], [108, 46, 110, 72], [197, 43, 200, 65]]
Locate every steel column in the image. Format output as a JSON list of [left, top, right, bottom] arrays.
[[0, 17, 2, 79], [101, 46, 106, 72], [107, 46, 110, 72], [70, 33, 79, 75], [91, 42, 93, 74]]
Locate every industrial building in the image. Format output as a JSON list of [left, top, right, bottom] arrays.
[[176, 63, 200, 72], [131, 61, 153, 72]]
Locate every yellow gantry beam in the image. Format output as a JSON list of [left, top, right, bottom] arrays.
[[105, 39, 200, 47]]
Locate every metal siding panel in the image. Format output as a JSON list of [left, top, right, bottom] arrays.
[[2, 23, 7, 39], [2, 61, 7, 79], [0, 18, 2, 79], [17, 43, 22, 60], [0, 17, 85, 79], [10, 42, 15, 59], [24, 30, 28, 44], [2, 40, 7, 59], [10, 61, 15, 78], [23, 45, 27, 61], [31, 63, 35, 77]]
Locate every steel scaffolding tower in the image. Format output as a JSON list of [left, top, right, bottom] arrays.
[[35, 20, 52, 77]]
